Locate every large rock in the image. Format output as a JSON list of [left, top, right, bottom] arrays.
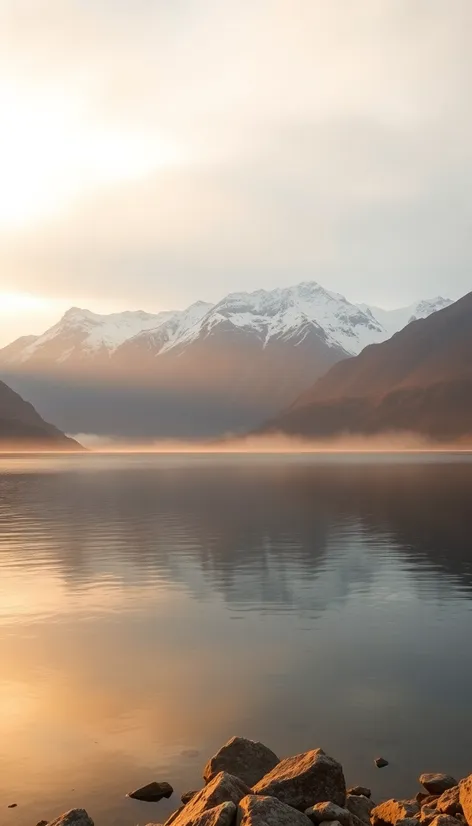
[[171, 772, 250, 826], [305, 802, 351, 826], [48, 812, 94, 826], [348, 789, 371, 800], [253, 749, 346, 811], [129, 781, 174, 802], [182, 792, 201, 805], [422, 808, 440, 825], [372, 800, 420, 826], [147, 803, 236, 826], [429, 817, 463, 826], [204, 738, 279, 787], [238, 795, 312, 826], [345, 795, 375, 825], [396, 821, 420, 826], [459, 777, 472, 826], [421, 777, 458, 796], [437, 789, 462, 818]]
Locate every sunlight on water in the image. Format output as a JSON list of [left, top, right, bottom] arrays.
[[0, 453, 472, 825]]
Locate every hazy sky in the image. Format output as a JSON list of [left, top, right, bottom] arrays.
[[0, 0, 471, 343]]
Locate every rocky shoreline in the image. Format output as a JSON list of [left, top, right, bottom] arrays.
[[27, 737, 472, 826]]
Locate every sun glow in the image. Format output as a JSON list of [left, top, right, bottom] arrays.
[[0, 84, 183, 230]]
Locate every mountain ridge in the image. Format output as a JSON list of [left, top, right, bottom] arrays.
[[264, 292, 472, 442], [0, 281, 454, 440]]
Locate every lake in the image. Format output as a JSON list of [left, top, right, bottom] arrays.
[[1, 452, 471, 826]]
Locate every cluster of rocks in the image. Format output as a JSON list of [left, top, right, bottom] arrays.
[[29, 737, 472, 826]]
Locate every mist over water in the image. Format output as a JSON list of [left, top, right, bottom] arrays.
[[1, 452, 472, 826]]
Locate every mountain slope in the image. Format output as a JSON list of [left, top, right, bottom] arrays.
[[0, 380, 81, 449], [0, 281, 453, 440], [265, 292, 472, 441]]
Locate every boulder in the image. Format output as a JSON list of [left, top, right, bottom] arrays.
[[253, 749, 346, 811], [397, 821, 421, 826], [238, 795, 312, 826], [420, 778, 458, 797], [187, 802, 237, 826], [165, 809, 185, 826], [128, 782, 174, 802], [372, 800, 419, 826], [417, 798, 439, 809], [204, 738, 279, 788], [437, 789, 462, 817], [348, 789, 371, 800], [171, 772, 250, 826], [346, 795, 375, 825], [182, 793, 200, 805], [47, 812, 94, 826], [148, 803, 236, 826], [459, 777, 472, 826], [305, 802, 351, 826], [429, 818, 463, 826], [421, 808, 440, 825], [375, 758, 389, 769]]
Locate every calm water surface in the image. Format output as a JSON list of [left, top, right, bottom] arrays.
[[1, 453, 472, 826]]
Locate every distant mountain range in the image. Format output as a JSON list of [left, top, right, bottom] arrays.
[[265, 291, 472, 442], [0, 281, 452, 440], [0, 379, 81, 449]]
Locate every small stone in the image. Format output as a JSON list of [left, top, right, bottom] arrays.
[[420, 777, 458, 797], [437, 788, 462, 817], [204, 737, 279, 787], [128, 782, 174, 802], [253, 749, 346, 811], [375, 758, 389, 769], [36, 822, 49, 826], [182, 791, 199, 805], [305, 802, 351, 826], [348, 789, 371, 799], [346, 795, 375, 825], [8, 804, 18, 809], [47, 811, 94, 826], [239, 795, 312, 826], [372, 800, 419, 826]]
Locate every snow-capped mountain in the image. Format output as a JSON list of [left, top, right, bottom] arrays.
[[359, 297, 453, 339], [0, 281, 453, 440]]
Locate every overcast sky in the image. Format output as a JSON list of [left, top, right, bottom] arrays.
[[0, 0, 471, 343]]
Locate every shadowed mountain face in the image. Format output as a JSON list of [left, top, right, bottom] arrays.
[[0, 283, 449, 441], [265, 292, 472, 442], [0, 380, 81, 449]]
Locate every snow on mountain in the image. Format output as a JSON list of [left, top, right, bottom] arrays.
[[359, 297, 453, 339], [150, 281, 386, 357], [3, 306, 184, 365], [0, 283, 453, 368]]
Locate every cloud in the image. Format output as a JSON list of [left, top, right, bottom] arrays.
[[0, 0, 471, 316]]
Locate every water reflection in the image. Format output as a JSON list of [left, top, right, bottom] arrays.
[[0, 454, 471, 826]]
